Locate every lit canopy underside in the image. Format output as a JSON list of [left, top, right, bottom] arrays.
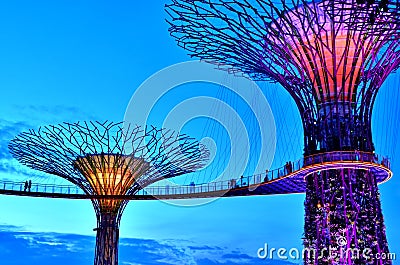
[[292, 32, 363, 102], [74, 154, 149, 212], [272, 4, 373, 102]]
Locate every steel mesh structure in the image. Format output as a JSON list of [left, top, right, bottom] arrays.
[[166, 0, 400, 264], [8, 121, 208, 265], [332, 0, 400, 34]]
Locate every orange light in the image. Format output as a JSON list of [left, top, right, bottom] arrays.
[[293, 32, 364, 102], [74, 154, 149, 212], [271, 5, 376, 103]]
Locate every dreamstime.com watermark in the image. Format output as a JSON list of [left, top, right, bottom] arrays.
[[257, 237, 396, 263]]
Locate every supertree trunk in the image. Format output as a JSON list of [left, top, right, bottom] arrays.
[[7, 121, 208, 265], [300, 100, 392, 264], [164, 1, 398, 264], [94, 212, 120, 265], [304, 168, 390, 264]]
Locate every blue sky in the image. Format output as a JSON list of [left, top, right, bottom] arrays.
[[0, 1, 399, 264]]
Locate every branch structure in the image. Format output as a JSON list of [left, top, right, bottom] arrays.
[[166, 1, 397, 264], [8, 121, 208, 265], [167, 0, 400, 113], [332, 0, 400, 34]]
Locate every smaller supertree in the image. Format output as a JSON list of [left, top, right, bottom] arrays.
[[8, 121, 208, 265]]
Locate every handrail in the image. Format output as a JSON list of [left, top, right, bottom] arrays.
[[0, 151, 391, 198]]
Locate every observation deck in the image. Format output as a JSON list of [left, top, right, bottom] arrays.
[[0, 151, 392, 200]]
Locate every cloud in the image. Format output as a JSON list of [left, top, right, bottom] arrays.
[[0, 226, 298, 265], [0, 139, 49, 182], [0, 119, 30, 159], [0, 104, 99, 180], [13, 105, 98, 123], [0, 119, 43, 180], [0, 229, 93, 265]]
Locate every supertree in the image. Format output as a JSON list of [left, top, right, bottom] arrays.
[[8, 121, 208, 265], [166, 0, 400, 264]]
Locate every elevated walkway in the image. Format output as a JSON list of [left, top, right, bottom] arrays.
[[0, 151, 392, 200]]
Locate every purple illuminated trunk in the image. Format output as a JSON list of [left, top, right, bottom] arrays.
[[94, 212, 120, 265], [303, 169, 390, 264], [303, 103, 391, 264]]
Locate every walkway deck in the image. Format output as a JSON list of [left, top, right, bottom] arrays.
[[0, 151, 392, 200]]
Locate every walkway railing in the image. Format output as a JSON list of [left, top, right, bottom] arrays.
[[194, 151, 390, 194], [0, 180, 85, 195], [0, 151, 391, 198]]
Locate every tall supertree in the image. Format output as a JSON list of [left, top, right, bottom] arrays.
[[166, 0, 400, 264], [8, 121, 208, 265]]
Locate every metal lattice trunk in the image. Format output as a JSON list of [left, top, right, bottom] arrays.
[[94, 213, 120, 265], [304, 169, 390, 264], [8, 121, 209, 264], [166, 0, 400, 264], [302, 102, 390, 264]]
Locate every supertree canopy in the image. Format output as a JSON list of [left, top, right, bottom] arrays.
[[8, 121, 208, 265], [166, 0, 400, 123], [166, 0, 399, 264]]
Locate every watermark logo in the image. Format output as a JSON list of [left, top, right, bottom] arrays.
[[336, 236, 347, 247], [257, 239, 396, 263]]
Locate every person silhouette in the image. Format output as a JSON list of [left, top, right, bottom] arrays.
[[264, 170, 269, 182], [24, 181, 28, 192], [189, 181, 195, 193], [28, 180, 32, 192]]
